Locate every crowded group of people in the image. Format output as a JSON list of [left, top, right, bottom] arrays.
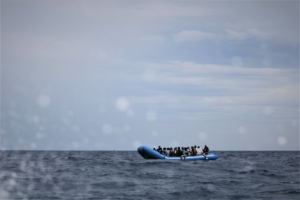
[[153, 145, 209, 160]]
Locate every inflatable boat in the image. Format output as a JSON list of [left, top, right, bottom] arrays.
[[137, 146, 218, 161]]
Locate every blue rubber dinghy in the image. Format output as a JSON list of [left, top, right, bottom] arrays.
[[138, 146, 218, 161]]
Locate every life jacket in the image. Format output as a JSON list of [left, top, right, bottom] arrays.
[[190, 148, 194, 155]]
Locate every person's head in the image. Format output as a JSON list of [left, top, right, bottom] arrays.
[[198, 146, 200, 148], [194, 145, 196, 148], [178, 146, 180, 150]]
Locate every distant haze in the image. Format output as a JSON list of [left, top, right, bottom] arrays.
[[1, 1, 299, 150]]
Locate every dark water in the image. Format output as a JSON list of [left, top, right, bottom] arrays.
[[0, 151, 299, 200]]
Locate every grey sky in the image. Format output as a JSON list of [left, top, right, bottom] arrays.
[[1, 0, 299, 150]]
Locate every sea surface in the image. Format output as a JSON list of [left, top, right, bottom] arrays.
[[0, 151, 299, 200]]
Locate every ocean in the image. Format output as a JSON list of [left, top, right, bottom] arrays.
[[0, 151, 299, 199]]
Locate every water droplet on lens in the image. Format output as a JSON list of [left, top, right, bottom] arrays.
[[116, 97, 130, 112], [37, 95, 51, 108], [102, 124, 113, 134], [277, 136, 287, 146], [146, 111, 156, 122]]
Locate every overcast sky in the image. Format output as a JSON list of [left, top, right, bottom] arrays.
[[1, 0, 299, 150]]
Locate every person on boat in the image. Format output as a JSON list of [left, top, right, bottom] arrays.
[[163, 147, 169, 156], [194, 145, 197, 154], [176, 146, 182, 157], [157, 146, 163, 154], [203, 145, 209, 155], [165, 147, 170, 156], [190, 146, 195, 156], [186, 147, 191, 156], [180, 147, 187, 160], [173, 147, 177, 156], [196, 146, 203, 155], [153, 146, 156, 151], [169, 147, 174, 157]]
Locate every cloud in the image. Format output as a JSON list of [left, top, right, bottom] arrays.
[[173, 27, 278, 44], [2, 33, 107, 61], [226, 29, 249, 40], [129, 61, 298, 113], [173, 30, 216, 42], [247, 28, 273, 40], [227, 28, 273, 40], [226, 28, 298, 45]]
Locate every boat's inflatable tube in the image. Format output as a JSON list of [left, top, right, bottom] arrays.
[[137, 146, 218, 161]]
